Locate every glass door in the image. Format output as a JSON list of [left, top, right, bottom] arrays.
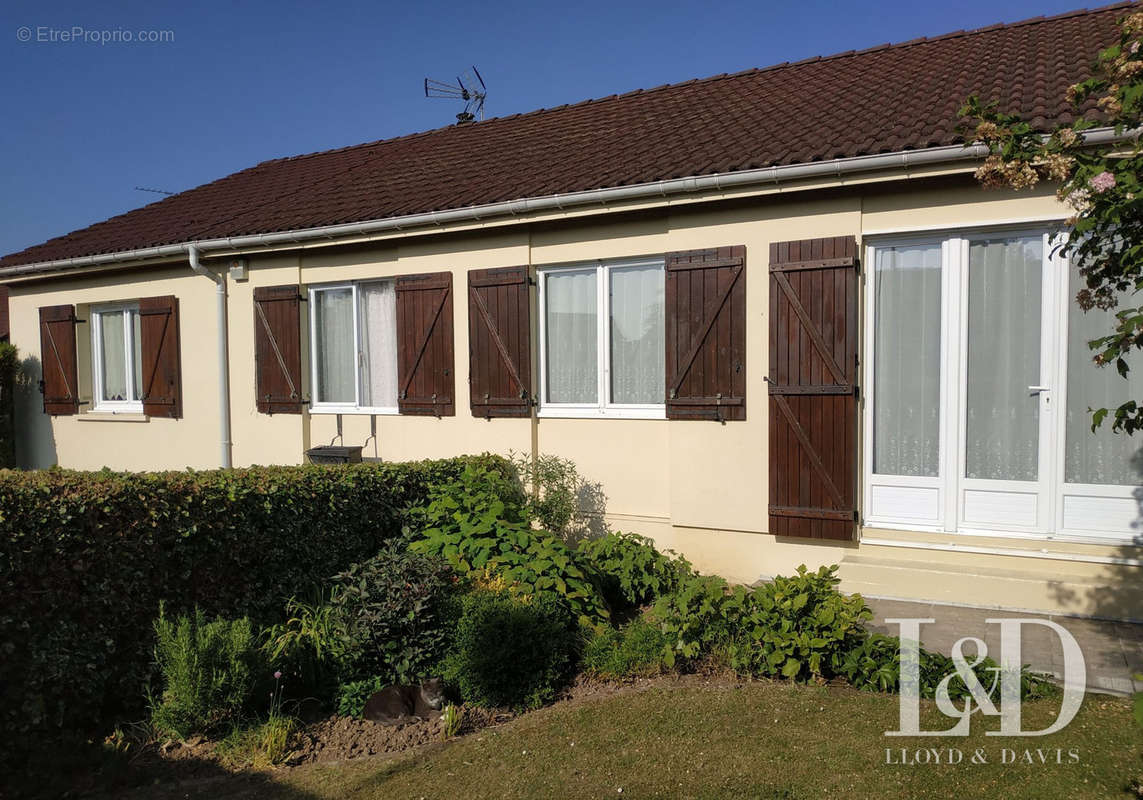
[[957, 233, 1056, 532]]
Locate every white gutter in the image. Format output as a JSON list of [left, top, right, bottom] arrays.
[[0, 129, 1128, 279], [187, 244, 232, 469]]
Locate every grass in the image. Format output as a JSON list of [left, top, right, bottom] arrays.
[[112, 679, 1140, 799]]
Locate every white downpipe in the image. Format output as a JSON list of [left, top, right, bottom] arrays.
[[187, 244, 232, 468]]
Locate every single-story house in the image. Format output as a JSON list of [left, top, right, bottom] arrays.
[[4, 4, 1141, 619]]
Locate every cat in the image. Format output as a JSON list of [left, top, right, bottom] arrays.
[[362, 677, 446, 726]]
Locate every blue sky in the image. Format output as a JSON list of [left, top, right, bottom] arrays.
[[0, 0, 1094, 258]]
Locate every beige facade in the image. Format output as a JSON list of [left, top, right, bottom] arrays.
[[10, 169, 1143, 620]]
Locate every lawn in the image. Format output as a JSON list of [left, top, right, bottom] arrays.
[[114, 677, 1139, 800]]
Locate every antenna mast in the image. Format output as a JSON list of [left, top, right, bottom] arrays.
[[424, 66, 487, 123]]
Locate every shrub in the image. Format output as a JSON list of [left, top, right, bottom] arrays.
[[335, 676, 385, 719], [510, 451, 581, 537], [0, 454, 507, 759], [578, 531, 693, 610], [582, 618, 671, 679], [263, 593, 356, 702], [410, 464, 609, 624], [150, 607, 266, 738], [723, 565, 872, 681], [442, 590, 579, 710], [0, 341, 17, 468], [650, 573, 734, 668], [329, 545, 462, 685]]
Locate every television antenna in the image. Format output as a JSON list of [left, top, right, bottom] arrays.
[[424, 66, 487, 123], [134, 186, 175, 196]]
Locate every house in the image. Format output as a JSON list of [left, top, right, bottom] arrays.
[[4, 4, 1141, 620]]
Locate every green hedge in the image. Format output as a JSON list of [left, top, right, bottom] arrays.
[[0, 454, 509, 755]]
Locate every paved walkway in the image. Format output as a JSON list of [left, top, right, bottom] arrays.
[[864, 597, 1143, 696]]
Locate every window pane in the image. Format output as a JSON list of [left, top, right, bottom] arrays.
[[610, 265, 664, 404], [1065, 261, 1143, 485], [545, 270, 597, 403], [131, 310, 142, 402], [358, 282, 398, 408], [99, 310, 128, 401], [965, 236, 1042, 481], [313, 288, 356, 404], [873, 244, 942, 476]]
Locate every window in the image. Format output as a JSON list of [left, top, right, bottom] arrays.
[[91, 304, 143, 412], [309, 281, 398, 412], [538, 258, 665, 417]]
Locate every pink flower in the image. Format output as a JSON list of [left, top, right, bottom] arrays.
[[1090, 171, 1117, 193], [274, 670, 282, 680]]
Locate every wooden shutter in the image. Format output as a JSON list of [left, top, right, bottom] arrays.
[[768, 236, 858, 540], [468, 266, 531, 418], [38, 304, 79, 415], [139, 295, 182, 418], [254, 285, 304, 414], [665, 246, 746, 421], [396, 272, 454, 416]]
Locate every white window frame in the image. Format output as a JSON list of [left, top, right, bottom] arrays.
[[537, 257, 667, 419], [863, 224, 1141, 544], [91, 302, 143, 414], [308, 280, 399, 415]]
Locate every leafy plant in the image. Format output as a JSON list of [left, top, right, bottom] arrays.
[[441, 590, 580, 711], [578, 531, 693, 609], [510, 451, 582, 537], [440, 704, 463, 740], [336, 677, 385, 719], [650, 574, 734, 668], [582, 617, 671, 679], [263, 592, 355, 700], [216, 715, 298, 768], [409, 464, 610, 624], [723, 565, 872, 680], [330, 545, 463, 686], [150, 606, 267, 738]]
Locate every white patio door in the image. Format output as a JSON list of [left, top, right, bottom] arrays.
[[957, 234, 1057, 532]]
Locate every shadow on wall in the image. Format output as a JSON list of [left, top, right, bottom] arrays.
[[13, 355, 57, 469], [567, 477, 610, 544], [1048, 445, 1143, 622]]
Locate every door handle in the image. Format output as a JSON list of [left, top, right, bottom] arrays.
[[1028, 386, 1050, 394]]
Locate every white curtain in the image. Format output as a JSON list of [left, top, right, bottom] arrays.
[[873, 244, 942, 476], [358, 282, 398, 408], [965, 237, 1043, 481], [545, 270, 598, 403], [1065, 262, 1143, 485], [99, 310, 128, 401], [314, 288, 355, 404], [610, 265, 664, 404], [131, 310, 142, 400]]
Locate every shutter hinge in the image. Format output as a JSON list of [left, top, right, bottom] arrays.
[[527, 276, 537, 286], [668, 388, 677, 400]]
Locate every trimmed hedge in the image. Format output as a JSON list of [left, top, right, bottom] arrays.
[[0, 454, 509, 755]]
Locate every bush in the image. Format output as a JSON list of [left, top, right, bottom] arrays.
[[723, 565, 871, 680], [650, 573, 734, 668], [442, 590, 579, 710], [150, 607, 266, 738], [582, 617, 671, 679], [0, 454, 507, 758], [510, 451, 581, 537], [335, 676, 385, 719], [578, 531, 693, 610], [263, 593, 356, 702], [410, 464, 609, 624], [0, 341, 17, 468], [329, 545, 462, 685]]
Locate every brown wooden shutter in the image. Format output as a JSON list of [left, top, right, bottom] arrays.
[[139, 295, 182, 418], [396, 272, 454, 416], [468, 266, 531, 418], [665, 246, 746, 421], [38, 304, 79, 415], [254, 285, 304, 414], [768, 236, 858, 540]]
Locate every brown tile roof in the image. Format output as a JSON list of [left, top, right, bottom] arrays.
[[0, 3, 1131, 269]]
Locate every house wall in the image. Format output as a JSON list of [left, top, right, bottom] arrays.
[[11, 174, 1140, 617]]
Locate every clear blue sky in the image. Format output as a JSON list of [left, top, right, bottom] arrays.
[[0, 0, 1093, 258]]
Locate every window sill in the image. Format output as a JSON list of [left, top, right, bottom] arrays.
[[309, 406, 400, 416], [77, 411, 149, 423], [537, 407, 666, 420]]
